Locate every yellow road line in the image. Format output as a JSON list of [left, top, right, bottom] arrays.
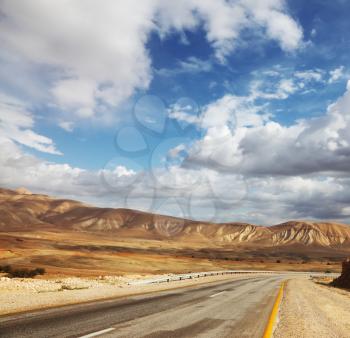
[[262, 281, 285, 338]]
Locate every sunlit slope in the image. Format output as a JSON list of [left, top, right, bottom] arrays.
[[1, 187, 350, 249]]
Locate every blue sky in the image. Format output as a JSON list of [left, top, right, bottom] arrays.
[[1, 0, 350, 224]]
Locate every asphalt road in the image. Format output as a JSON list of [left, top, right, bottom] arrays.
[[0, 275, 285, 338]]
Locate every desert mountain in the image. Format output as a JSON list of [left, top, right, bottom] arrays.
[[15, 187, 32, 195], [1, 187, 350, 249]]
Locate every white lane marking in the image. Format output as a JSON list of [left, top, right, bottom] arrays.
[[78, 327, 115, 338], [210, 291, 226, 298]]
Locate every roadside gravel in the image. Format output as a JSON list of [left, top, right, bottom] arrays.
[[0, 273, 255, 316], [275, 277, 350, 338]]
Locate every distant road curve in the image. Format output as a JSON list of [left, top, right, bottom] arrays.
[[0, 274, 288, 338], [127, 270, 278, 286]]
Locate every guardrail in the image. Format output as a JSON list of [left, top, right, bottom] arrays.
[[127, 270, 276, 286], [127, 270, 341, 286]]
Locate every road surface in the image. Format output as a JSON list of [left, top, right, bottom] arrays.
[[0, 275, 285, 338]]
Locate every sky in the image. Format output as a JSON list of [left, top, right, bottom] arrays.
[[1, 0, 350, 225]]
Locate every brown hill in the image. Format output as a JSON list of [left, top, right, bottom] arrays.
[[1, 187, 350, 250], [269, 221, 350, 246]]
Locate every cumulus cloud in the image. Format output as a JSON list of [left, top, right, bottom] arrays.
[[0, 93, 61, 154], [166, 77, 350, 223], [202, 94, 271, 129], [244, 175, 349, 223], [242, 0, 303, 51], [51, 78, 97, 118], [0, 139, 141, 199], [0, 0, 154, 123], [0, 137, 246, 217], [0, 0, 303, 127], [185, 0, 303, 61], [187, 80, 350, 177]]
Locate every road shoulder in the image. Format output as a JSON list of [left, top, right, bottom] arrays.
[[274, 277, 350, 338], [0, 273, 260, 317]]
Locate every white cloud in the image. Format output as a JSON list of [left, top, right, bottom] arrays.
[[0, 138, 143, 199], [0, 0, 155, 122], [168, 144, 187, 159], [157, 57, 213, 77], [188, 0, 303, 61], [294, 69, 324, 82], [249, 67, 330, 100], [170, 92, 271, 131], [51, 78, 96, 118], [168, 109, 201, 125], [329, 66, 345, 83], [0, 0, 303, 127], [58, 121, 74, 133], [0, 93, 61, 154], [111, 166, 136, 178], [244, 0, 303, 52], [201, 94, 271, 129], [187, 78, 350, 178], [251, 78, 299, 100], [179, 57, 213, 73]]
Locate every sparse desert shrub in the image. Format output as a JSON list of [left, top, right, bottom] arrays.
[[5, 266, 46, 278], [33, 267, 46, 275], [0, 265, 12, 273], [9, 268, 35, 278], [325, 270, 332, 274], [276, 259, 281, 263]]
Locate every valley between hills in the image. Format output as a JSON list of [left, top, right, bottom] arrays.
[[1, 187, 350, 276]]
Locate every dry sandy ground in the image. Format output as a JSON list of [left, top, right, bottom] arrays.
[[0, 273, 257, 316], [275, 278, 350, 338], [1, 231, 340, 277]]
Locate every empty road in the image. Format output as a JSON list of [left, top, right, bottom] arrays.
[[0, 275, 285, 338]]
